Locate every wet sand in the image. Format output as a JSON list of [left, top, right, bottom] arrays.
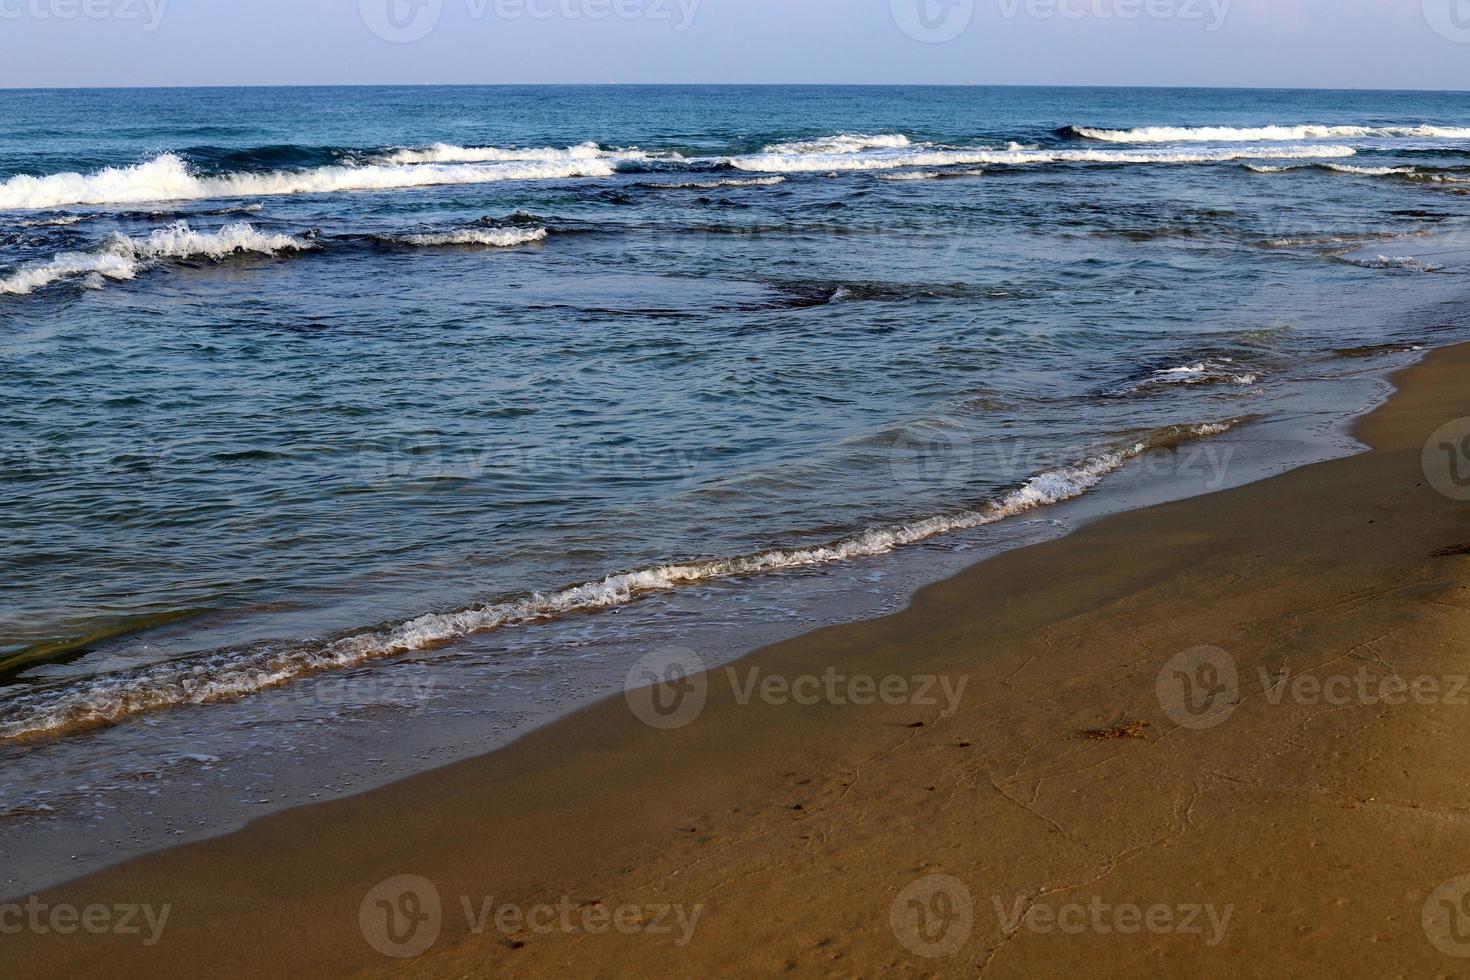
[[6, 343, 1470, 978]]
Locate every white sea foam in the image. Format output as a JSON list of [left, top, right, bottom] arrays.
[[1258, 228, 1430, 249], [0, 420, 1242, 740], [0, 251, 139, 295], [879, 171, 943, 181], [1247, 162, 1443, 181], [878, 168, 986, 181], [730, 144, 1359, 174], [379, 141, 667, 165], [1340, 254, 1444, 272], [0, 153, 616, 211], [1122, 359, 1259, 392], [1156, 362, 1258, 386], [1261, 235, 1369, 248], [390, 227, 548, 248], [1325, 164, 1416, 176], [762, 134, 913, 154], [0, 221, 311, 295], [656, 176, 787, 189], [1071, 123, 1470, 143], [16, 214, 87, 227]]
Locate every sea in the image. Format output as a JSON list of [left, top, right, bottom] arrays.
[[3, 84, 1470, 893]]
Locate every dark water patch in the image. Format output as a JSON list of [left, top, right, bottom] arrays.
[[762, 279, 1015, 309], [1332, 342, 1426, 358], [0, 608, 215, 681]]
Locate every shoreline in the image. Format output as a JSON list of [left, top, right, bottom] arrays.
[[0, 340, 1410, 899], [5, 341, 1470, 974]]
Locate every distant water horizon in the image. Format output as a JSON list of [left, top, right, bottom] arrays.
[[4, 83, 1470, 93]]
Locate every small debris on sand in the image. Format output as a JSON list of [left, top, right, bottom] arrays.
[[1086, 720, 1151, 741]]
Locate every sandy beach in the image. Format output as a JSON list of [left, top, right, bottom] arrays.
[[6, 340, 1470, 978]]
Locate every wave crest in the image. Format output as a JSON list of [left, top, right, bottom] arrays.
[[652, 176, 787, 190], [761, 133, 913, 154], [387, 227, 549, 248], [731, 144, 1359, 174], [1339, 254, 1443, 272], [378, 141, 669, 165], [0, 153, 616, 211], [0, 221, 312, 295], [1066, 123, 1470, 143]]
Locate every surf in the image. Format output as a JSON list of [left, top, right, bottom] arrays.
[[0, 152, 617, 211]]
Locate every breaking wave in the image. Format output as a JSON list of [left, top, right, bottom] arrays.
[[761, 134, 913, 154], [386, 226, 549, 248], [652, 176, 787, 189], [1338, 254, 1444, 272], [730, 144, 1359, 174], [0, 420, 1242, 740], [1247, 161, 1418, 176], [0, 221, 312, 295], [0, 153, 616, 211], [1065, 123, 1470, 143], [15, 214, 88, 227], [1255, 229, 1429, 249], [379, 141, 667, 165], [1111, 360, 1260, 395], [0, 132, 1389, 211], [878, 168, 986, 181]]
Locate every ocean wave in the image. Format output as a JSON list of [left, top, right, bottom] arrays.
[[1152, 361, 1259, 386], [1113, 359, 1259, 394], [0, 152, 616, 211], [1338, 254, 1444, 272], [378, 140, 668, 165], [878, 168, 986, 181], [1244, 161, 1465, 183], [1246, 160, 1417, 176], [1326, 164, 1415, 176], [0, 420, 1243, 741], [1066, 123, 1470, 143], [386, 226, 548, 248], [0, 221, 312, 295], [651, 176, 787, 189], [1257, 230, 1428, 249], [761, 133, 913, 154], [15, 214, 88, 227], [730, 144, 1358, 174]]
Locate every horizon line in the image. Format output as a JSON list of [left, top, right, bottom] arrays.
[[2, 81, 1469, 95]]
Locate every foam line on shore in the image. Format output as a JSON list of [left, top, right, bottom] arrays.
[[0, 420, 1242, 741]]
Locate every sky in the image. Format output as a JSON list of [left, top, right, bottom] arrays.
[[0, 0, 1467, 89]]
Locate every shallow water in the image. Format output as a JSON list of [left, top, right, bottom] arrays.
[[3, 85, 1470, 891]]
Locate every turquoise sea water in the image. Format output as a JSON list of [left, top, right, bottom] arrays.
[[2, 85, 1470, 886]]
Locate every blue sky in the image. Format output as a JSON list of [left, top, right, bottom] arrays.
[[1, 0, 1468, 89]]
